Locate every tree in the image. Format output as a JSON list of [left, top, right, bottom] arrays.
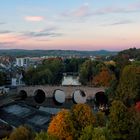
[[35, 131, 58, 140], [79, 126, 109, 140], [108, 100, 131, 140], [64, 58, 86, 73], [0, 72, 6, 86], [116, 65, 140, 106], [95, 111, 106, 127], [114, 53, 131, 72], [78, 125, 93, 140], [23, 58, 64, 85], [128, 107, 140, 140], [7, 125, 35, 140], [92, 127, 107, 140], [79, 60, 104, 85], [48, 109, 74, 140], [43, 58, 64, 84], [105, 79, 118, 103], [92, 67, 115, 87], [71, 104, 96, 138]]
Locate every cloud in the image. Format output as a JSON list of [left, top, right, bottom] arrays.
[[0, 41, 17, 49], [62, 3, 91, 18], [0, 22, 5, 25], [110, 20, 132, 25], [128, 2, 140, 10], [23, 27, 62, 38], [25, 32, 61, 37], [94, 3, 140, 15], [0, 41, 16, 46], [73, 3, 90, 17], [101, 19, 133, 26], [24, 16, 44, 22], [0, 30, 12, 34], [94, 7, 127, 15], [62, 2, 140, 20]]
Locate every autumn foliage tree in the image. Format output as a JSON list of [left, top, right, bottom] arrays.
[[48, 104, 96, 140], [92, 67, 115, 87], [47, 109, 74, 140]]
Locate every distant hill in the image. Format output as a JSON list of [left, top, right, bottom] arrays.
[[118, 48, 140, 60], [0, 49, 117, 57]]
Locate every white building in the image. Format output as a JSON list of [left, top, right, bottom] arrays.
[[11, 73, 25, 86], [16, 57, 29, 67]]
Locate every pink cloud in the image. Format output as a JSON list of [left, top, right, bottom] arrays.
[[24, 16, 44, 22], [62, 3, 91, 18], [73, 3, 90, 17]]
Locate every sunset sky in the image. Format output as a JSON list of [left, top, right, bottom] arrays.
[[0, 0, 140, 51]]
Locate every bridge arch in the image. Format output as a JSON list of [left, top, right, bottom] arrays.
[[72, 89, 87, 104], [19, 90, 27, 100], [34, 89, 46, 104], [53, 89, 66, 105], [94, 91, 108, 106]]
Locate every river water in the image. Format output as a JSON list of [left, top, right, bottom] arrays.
[[61, 76, 81, 86]]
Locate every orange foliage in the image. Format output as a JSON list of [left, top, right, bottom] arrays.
[[92, 67, 115, 87], [47, 109, 74, 140]]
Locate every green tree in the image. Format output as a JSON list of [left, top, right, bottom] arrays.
[[79, 60, 103, 85], [114, 53, 131, 72], [78, 125, 93, 140], [108, 100, 130, 140], [42, 58, 64, 85], [37, 69, 53, 85], [95, 111, 106, 127], [116, 65, 140, 106], [35, 131, 58, 140], [64, 58, 86, 73], [128, 107, 140, 140], [24, 58, 64, 85], [0, 72, 6, 86], [105, 79, 118, 103], [79, 126, 109, 140], [92, 127, 107, 140], [71, 104, 96, 138]]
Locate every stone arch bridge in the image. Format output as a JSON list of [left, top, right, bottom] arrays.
[[17, 86, 106, 100]]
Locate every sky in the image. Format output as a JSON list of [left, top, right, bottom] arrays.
[[0, 0, 140, 51]]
